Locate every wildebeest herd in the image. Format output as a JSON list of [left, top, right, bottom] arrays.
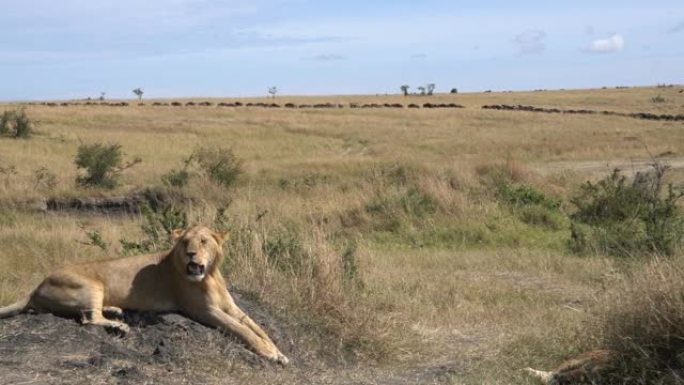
[[19, 101, 684, 122], [25, 101, 466, 109], [482, 104, 684, 122]]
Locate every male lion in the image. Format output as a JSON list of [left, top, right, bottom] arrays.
[[0, 225, 289, 364]]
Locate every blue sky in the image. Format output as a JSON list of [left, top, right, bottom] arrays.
[[1, 0, 682, 100]]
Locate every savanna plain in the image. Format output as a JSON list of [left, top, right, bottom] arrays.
[[0, 86, 683, 384]]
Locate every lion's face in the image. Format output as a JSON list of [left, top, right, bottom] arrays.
[[170, 226, 226, 282]]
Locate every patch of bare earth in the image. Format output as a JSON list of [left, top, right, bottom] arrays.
[[0, 290, 467, 385], [533, 156, 684, 177]]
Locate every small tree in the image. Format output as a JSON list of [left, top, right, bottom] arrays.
[[400, 85, 410, 96], [417, 86, 426, 96], [132, 88, 144, 101], [450, 88, 458, 94], [75, 142, 141, 189], [268, 86, 278, 98], [426, 83, 436, 96]]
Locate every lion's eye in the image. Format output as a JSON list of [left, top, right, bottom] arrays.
[[200, 238, 207, 245]]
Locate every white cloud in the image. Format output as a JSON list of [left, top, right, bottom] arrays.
[[513, 30, 546, 54], [310, 54, 346, 61], [586, 34, 624, 53]]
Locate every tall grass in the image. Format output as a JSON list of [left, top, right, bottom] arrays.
[[585, 258, 684, 384]]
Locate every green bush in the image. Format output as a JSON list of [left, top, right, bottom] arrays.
[[188, 146, 242, 188], [517, 204, 566, 231], [13, 109, 32, 138], [0, 111, 14, 135], [497, 182, 560, 210], [651, 95, 666, 103], [75, 142, 141, 189], [263, 224, 306, 272], [569, 166, 683, 257], [399, 187, 438, 218], [33, 167, 57, 191], [120, 203, 187, 255], [493, 179, 565, 232], [0, 109, 33, 138], [161, 168, 190, 188]]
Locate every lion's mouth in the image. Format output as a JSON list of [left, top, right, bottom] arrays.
[[186, 262, 206, 277]]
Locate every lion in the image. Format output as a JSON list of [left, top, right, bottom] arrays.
[[524, 350, 616, 384], [0, 225, 289, 365]]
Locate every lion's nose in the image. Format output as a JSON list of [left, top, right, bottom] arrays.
[[186, 251, 197, 260]]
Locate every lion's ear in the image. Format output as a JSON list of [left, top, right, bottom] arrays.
[[170, 228, 185, 243], [212, 230, 229, 246]]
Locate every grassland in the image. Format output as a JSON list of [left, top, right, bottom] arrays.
[[0, 85, 683, 384]]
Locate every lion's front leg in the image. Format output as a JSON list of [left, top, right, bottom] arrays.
[[221, 293, 275, 341], [189, 306, 288, 364]]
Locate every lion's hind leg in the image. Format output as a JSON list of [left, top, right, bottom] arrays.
[[32, 272, 129, 334], [80, 291, 129, 335], [103, 306, 125, 319]]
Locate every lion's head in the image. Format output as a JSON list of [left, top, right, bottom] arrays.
[[170, 226, 227, 282]]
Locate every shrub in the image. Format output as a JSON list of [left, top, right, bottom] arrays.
[[13, 109, 32, 138], [74, 142, 141, 189], [161, 168, 190, 188], [651, 95, 666, 103], [189, 146, 242, 188], [0, 109, 33, 138], [399, 187, 438, 218], [517, 204, 566, 231], [262, 224, 306, 272], [33, 167, 57, 191], [0, 111, 14, 135], [569, 165, 683, 257], [498, 182, 560, 211], [119, 203, 187, 255], [491, 173, 565, 231], [78, 224, 108, 252]]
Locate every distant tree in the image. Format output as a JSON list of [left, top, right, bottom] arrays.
[[267, 86, 278, 98], [426, 83, 436, 95], [450, 88, 458, 94], [99, 92, 106, 101], [400, 85, 410, 96], [132, 88, 144, 101], [417, 86, 426, 96]]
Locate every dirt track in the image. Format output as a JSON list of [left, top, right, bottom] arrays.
[[533, 157, 684, 177]]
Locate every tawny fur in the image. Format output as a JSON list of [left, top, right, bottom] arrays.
[[525, 350, 615, 384], [0, 225, 288, 364]]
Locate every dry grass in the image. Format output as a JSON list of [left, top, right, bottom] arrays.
[[1, 86, 683, 383]]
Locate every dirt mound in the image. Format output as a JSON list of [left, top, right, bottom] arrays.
[[0, 291, 298, 385], [0, 290, 464, 384]]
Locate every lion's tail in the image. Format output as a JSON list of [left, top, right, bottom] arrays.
[[0, 296, 31, 319]]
